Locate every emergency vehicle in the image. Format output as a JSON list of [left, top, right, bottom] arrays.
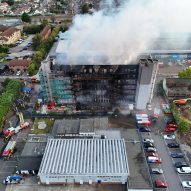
[[2, 141, 16, 160]]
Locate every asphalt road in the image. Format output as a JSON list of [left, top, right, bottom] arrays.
[[152, 132, 183, 191]]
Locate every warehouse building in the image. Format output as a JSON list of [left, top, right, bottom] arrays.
[[38, 139, 129, 185]]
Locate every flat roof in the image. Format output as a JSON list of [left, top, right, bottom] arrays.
[[18, 156, 42, 171], [39, 139, 129, 176]]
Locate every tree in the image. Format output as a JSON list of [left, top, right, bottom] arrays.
[[23, 25, 43, 34], [2, 0, 14, 6], [21, 12, 31, 23], [80, 3, 89, 14], [178, 120, 189, 134], [27, 63, 37, 76], [2, 78, 11, 87], [32, 34, 42, 50], [179, 68, 191, 78], [41, 19, 49, 27]]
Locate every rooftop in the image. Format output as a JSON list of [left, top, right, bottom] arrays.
[[9, 59, 32, 67], [0, 26, 20, 37], [39, 139, 129, 175], [166, 78, 191, 87], [52, 117, 108, 136], [17, 156, 42, 171], [40, 26, 51, 37]]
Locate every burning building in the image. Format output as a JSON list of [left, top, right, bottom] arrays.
[[39, 52, 158, 111]]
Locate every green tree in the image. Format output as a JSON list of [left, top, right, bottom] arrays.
[[41, 19, 49, 27], [27, 63, 37, 76], [2, 0, 14, 6], [80, 3, 89, 14], [2, 78, 11, 87], [178, 120, 189, 134], [21, 12, 31, 23], [0, 45, 9, 53], [179, 68, 191, 78], [23, 25, 43, 34], [32, 34, 42, 50]]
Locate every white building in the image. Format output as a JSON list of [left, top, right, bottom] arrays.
[[38, 139, 129, 184]]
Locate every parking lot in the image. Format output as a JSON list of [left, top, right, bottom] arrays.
[[138, 86, 191, 191]]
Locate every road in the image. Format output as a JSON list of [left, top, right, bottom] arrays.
[[152, 132, 183, 191], [8, 35, 35, 58]]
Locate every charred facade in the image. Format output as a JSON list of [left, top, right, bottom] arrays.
[[39, 57, 158, 111]]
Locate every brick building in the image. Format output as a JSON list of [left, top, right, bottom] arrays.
[[40, 26, 51, 40], [9, 59, 32, 73], [0, 26, 21, 45]]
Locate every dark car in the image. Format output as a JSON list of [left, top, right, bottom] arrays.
[[171, 152, 184, 158], [167, 143, 179, 148], [175, 161, 189, 168], [146, 147, 156, 153], [139, 127, 151, 132], [144, 142, 154, 148], [167, 120, 176, 125]]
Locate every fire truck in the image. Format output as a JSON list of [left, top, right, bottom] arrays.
[[2, 141, 16, 160], [3, 113, 30, 140]]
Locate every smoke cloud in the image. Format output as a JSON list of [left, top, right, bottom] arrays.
[[58, 0, 191, 65]]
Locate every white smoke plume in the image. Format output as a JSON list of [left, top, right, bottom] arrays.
[[58, 0, 191, 65]]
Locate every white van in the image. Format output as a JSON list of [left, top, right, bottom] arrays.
[[177, 167, 191, 174]]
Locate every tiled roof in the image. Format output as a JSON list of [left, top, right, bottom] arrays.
[[40, 26, 51, 37], [9, 59, 32, 67], [0, 36, 8, 41], [0, 27, 20, 37], [0, 25, 10, 32]]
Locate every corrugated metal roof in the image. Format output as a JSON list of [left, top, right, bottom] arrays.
[[39, 139, 128, 175]]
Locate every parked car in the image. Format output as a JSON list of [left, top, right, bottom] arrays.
[[154, 179, 168, 188], [3, 175, 23, 185], [146, 152, 158, 157], [147, 156, 162, 164], [143, 138, 154, 143], [182, 181, 191, 188], [144, 142, 154, 148], [22, 47, 27, 50], [177, 167, 191, 174], [167, 123, 177, 128], [167, 143, 179, 148], [147, 103, 152, 110], [151, 168, 163, 174], [175, 161, 189, 168], [139, 127, 151, 132], [167, 120, 176, 125], [16, 71, 21, 76], [171, 152, 184, 158], [146, 147, 156, 153], [165, 127, 176, 133], [163, 134, 175, 139]]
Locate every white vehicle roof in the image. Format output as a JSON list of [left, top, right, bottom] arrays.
[[143, 138, 154, 143], [147, 156, 160, 160], [136, 117, 149, 120], [182, 181, 191, 187], [4, 141, 16, 151], [136, 114, 148, 118]]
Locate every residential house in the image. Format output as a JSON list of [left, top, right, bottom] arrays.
[[0, 26, 21, 45], [9, 59, 32, 73], [0, 2, 9, 13], [14, 6, 31, 15], [40, 26, 51, 40]]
